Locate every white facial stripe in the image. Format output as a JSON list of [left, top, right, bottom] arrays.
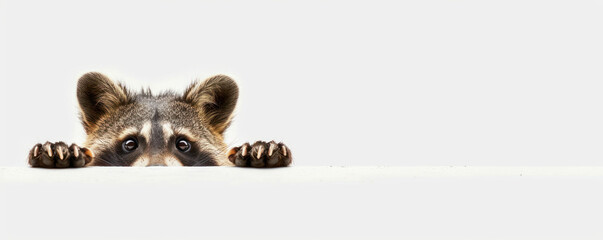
[[131, 157, 149, 167], [165, 156, 183, 166], [118, 127, 139, 141], [140, 122, 152, 140], [162, 122, 174, 144], [173, 127, 199, 142]]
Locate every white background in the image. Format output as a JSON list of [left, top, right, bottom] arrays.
[[1, 0, 602, 166]]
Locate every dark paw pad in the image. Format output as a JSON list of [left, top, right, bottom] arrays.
[[228, 141, 291, 168], [28, 142, 94, 168]]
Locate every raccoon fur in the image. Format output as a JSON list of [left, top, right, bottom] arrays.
[[28, 72, 291, 168]]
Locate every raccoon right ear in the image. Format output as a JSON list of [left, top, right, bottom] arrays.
[[77, 72, 130, 133], [182, 75, 239, 135]]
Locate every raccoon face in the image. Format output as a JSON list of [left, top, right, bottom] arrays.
[[77, 72, 238, 166]]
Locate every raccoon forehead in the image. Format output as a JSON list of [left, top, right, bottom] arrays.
[[96, 101, 204, 133], [115, 121, 200, 141]]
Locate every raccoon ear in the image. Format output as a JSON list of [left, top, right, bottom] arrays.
[[182, 75, 239, 135], [77, 72, 130, 133]]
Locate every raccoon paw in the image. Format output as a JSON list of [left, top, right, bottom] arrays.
[[28, 142, 94, 168], [228, 141, 291, 168]]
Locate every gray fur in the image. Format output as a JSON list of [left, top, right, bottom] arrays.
[[79, 72, 237, 166]]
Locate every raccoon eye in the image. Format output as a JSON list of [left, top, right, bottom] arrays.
[[122, 138, 138, 152], [176, 139, 191, 152]]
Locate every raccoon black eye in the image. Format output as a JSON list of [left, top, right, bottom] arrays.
[[176, 139, 191, 152], [122, 138, 138, 152]]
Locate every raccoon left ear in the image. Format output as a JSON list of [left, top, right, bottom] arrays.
[[77, 72, 131, 133], [182, 75, 239, 135]]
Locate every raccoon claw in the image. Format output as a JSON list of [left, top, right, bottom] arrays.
[[28, 142, 94, 168], [228, 141, 291, 168]]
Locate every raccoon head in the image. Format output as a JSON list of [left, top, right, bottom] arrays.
[[77, 72, 238, 166]]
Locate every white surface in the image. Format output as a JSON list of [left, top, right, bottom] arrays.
[[1, 0, 603, 167], [1, 166, 602, 239]]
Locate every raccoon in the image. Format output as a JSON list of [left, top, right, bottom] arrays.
[[27, 72, 291, 168]]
